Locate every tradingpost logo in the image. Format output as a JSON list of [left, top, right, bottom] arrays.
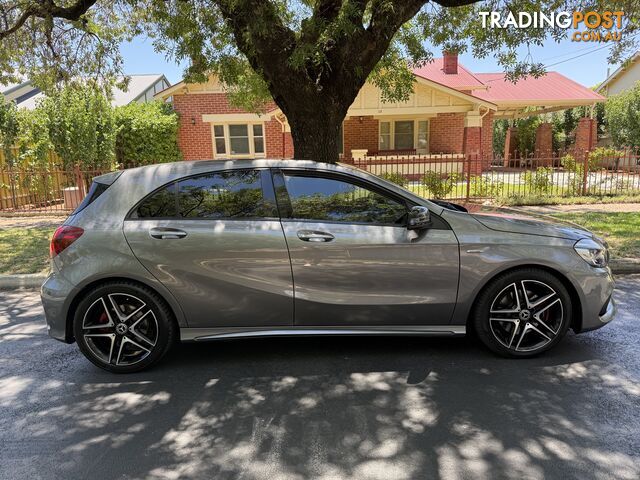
[[479, 10, 625, 42]]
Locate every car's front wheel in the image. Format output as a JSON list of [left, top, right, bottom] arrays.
[[473, 268, 572, 357], [73, 281, 176, 373]]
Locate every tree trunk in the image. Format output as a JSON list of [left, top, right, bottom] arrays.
[[286, 107, 344, 164]]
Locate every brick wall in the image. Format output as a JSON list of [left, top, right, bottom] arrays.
[[171, 93, 282, 160], [573, 117, 596, 158], [429, 113, 464, 154], [481, 111, 494, 158], [343, 116, 379, 158]]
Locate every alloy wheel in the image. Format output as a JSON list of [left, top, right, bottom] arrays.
[[488, 280, 564, 353], [81, 293, 159, 366]]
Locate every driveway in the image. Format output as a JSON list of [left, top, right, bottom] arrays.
[[1, 277, 639, 480]]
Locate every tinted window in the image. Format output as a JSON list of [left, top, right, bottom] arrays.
[[72, 181, 111, 215], [136, 170, 276, 219], [283, 174, 407, 224], [177, 170, 276, 219], [137, 183, 177, 218]]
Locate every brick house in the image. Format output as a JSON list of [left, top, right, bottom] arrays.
[[156, 52, 603, 172]]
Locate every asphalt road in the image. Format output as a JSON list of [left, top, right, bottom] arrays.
[[1, 277, 639, 480]]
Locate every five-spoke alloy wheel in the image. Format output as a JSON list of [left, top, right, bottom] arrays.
[[74, 282, 175, 373], [473, 269, 572, 357]]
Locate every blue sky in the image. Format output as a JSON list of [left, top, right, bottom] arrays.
[[120, 35, 622, 89]]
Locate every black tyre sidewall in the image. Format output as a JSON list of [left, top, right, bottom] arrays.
[[73, 282, 175, 373], [473, 269, 572, 358]]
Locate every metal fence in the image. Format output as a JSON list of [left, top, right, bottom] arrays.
[[0, 164, 113, 213], [1, 151, 640, 213]]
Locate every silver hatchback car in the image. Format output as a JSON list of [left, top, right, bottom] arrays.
[[41, 160, 616, 372]]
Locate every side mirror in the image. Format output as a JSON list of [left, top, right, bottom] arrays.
[[407, 206, 431, 230]]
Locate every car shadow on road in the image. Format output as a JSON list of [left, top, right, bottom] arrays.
[[1, 281, 639, 479]]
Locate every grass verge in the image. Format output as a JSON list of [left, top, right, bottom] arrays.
[[549, 212, 640, 259], [0, 227, 54, 274]]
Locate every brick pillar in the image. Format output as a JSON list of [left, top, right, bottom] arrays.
[[503, 127, 517, 166], [535, 122, 553, 165], [464, 126, 483, 175], [343, 116, 379, 159], [573, 117, 596, 159]]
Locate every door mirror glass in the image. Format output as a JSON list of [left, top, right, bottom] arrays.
[[407, 206, 431, 230]]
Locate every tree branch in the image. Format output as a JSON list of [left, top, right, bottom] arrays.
[[0, 0, 98, 39]]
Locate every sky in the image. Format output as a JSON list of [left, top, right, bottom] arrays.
[[120, 34, 625, 89]]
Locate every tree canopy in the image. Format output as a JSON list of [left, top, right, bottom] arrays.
[[1, 0, 638, 162]]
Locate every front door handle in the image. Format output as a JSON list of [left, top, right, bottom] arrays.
[[149, 227, 188, 240], [297, 230, 335, 242]]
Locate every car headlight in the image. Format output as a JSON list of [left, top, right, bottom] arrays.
[[574, 237, 609, 267]]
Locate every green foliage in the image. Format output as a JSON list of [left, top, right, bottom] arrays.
[[421, 171, 460, 199], [15, 109, 52, 166], [378, 171, 408, 188], [0, 97, 19, 165], [115, 102, 182, 166], [522, 167, 554, 195], [605, 82, 640, 149], [492, 119, 509, 158], [515, 115, 541, 154], [42, 86, 117, 169], [588, 147, 623, 170], [561, 154, 585, 195], [469, 176, 503, 198]]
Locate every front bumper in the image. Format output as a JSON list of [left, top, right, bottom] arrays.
[[41, 271, 76, 343], [575, 267, 616, 333]]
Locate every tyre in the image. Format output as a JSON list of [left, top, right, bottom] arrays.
[[73, 281, 176, 373], [473, 268, 572, 358]]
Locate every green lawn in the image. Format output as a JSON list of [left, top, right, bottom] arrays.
[[549, 212, 640, 259], [0, 227, 54, 274]]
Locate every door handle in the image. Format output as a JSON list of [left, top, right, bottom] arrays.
[[149, 227, 188, 240], [297, 230, 334, 242]]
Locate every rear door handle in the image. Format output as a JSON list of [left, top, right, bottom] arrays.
[[297, 230, 335, 242], [149, 227, 187, 240]]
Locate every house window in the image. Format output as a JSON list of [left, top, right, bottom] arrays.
[[378, 120, 429, 152], [214, 125, 226, 154], [394, 121, 414, 149], [212, 123, 265, 158], [379, 122, 391, 150]]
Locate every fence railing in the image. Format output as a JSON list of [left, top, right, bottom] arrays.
[[1, 151, 640, 213], [0, 164, 114, 213]]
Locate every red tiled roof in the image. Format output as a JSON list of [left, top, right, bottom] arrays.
[[413, 58, 485, 89], [472, 72, 604, 103]]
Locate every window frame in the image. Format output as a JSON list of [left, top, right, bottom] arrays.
[[126, 168, 279, 221], [273, 169, 413, 227], [378, 119, 430, 152], [210, 123, 266, 159]]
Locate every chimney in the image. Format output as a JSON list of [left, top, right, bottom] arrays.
[[443, 51, 458, 75]]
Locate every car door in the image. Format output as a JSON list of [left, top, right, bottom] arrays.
[[123, 168, 293, 328], [273, 169, 459, 326]]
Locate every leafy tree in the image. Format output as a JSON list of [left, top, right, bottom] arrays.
[[1, 0, 638, 163], [514, 115, 540, 155], [492, 118, 509, 157], [605, 82, 640, 149], [16, 108, 53, 166], [0, 97, 19, 165], [41, 86, 117, 169], [115, 102, 182, 166]]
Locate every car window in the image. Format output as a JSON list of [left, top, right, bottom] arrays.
[[282, 174, 407, 224], [136, 169, 277, 219]]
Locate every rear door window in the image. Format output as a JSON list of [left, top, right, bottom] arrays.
[[134, 169, 277, 219]]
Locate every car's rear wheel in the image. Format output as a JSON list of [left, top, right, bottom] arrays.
[[73, 281, 176, 373], [473, 268, 572, 357]]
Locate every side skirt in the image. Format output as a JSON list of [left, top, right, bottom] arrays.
[[181, 325, 466, 342]]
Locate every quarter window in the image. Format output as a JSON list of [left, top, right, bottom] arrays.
[[136, 170, 276, 219], [282, 174, 407, 224]]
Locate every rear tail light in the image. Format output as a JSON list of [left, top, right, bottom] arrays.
[[50, 226, 84, 257]]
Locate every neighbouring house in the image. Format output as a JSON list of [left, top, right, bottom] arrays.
[[156, 52, 603, 174], [1, 74, 171, 109], [596, 51, 640, 97]]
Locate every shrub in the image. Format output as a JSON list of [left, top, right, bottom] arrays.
[[561, 154, 584, 195], [588, 147, 623, 170], [421, 171, 461, 198], [469, 176, 504, 198], [378, 171, 408, 187], [522, 167, 554, 195], [115, 101, 182, 166]]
